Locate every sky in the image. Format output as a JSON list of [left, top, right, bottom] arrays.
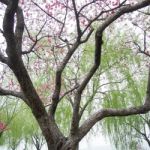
[[80, 133, 115, 150]]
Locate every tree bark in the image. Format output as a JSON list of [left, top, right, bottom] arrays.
[[1, 0, 150, 150]]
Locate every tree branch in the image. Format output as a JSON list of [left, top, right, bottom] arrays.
[[139, 10, 150, 15], [31, 0, 63, 25], [72, 0, 82, 39], [70, 31, 103, 135], [126, 121, 150, 146], [79, 0, 150, 94], [76, 67, 150, 142], [78, 105, 150, 142], [59, 85, 79, 101], [15, 7, 24, 55], [3, 0, 19, 58], [48, 42, 80, 117], [0, 87, 25, 100], [69, 0, 150, 139], [22, 22, 47, 55], [0, 51, 8, 64], [97, 0, 150, 33], [2, 0, 64, 146], [0, 0, 8, 5]]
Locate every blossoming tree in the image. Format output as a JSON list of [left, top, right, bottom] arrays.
[[0, 0, 150, 149]]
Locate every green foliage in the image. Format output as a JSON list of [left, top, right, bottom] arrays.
[[102, 113, 149, 150], [55, 100, 72, 135], [76, 27, 149, 149], [0, 99, 41, 149], [101, 30, 149, 150], [79, 27, 143, 113], [0, 25, 147, 150]]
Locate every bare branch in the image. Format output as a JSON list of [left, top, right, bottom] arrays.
[[2, 0, 64, 145], [76, 0, 150, 96], [22, 40, 37, 55], [70, 0, 150, 137], [81, 0, 127, 37], [24, 24, 34, 41], [97, 0, 150, 33], [22, 23, 47, 55], [72, 0, 82, 39], [80, 28, 94, 43], [79, 92, 96, 119], [0, 0, 8, 5], [134, 41, 150, 57], [0, 51, 8, 64], [75, 67, 150, 142], [126, 122, 150, 146], [77, 33, 103, 93], [78, 0, 97, 15], [58, 0, 69, 40], [60, 85, 79, 100], [48, 42, 80, 117], [48, 0, 130, 120], [138, 10, 150, 15], [78, 105, 150, 142], [0, 29, 4, 34], [0, 87, 25, 100], [31, 0, 63, 25], [36, 20, 47, 38], [77, 0, 144, 95], [145, 68, 150, 105], [126, 122, 147, 138]]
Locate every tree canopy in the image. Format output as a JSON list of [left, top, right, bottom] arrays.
[[0, 0, 150, 150]]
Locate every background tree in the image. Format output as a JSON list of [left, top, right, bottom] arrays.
[[102, 8, 150, 150], [0, 97, 45, 150], [0, 0, 150, 150]]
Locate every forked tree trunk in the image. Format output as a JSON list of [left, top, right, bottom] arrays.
[[46, 138, 79, 150]]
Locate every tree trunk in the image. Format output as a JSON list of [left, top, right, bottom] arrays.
[[56, 140, 79, 150]]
